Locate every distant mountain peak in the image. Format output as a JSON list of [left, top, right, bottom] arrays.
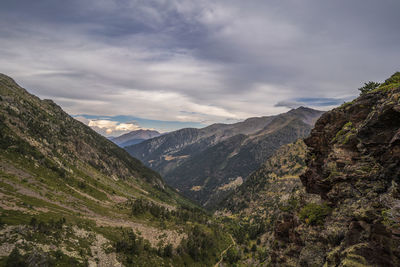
[[288, 106, 322, 113], [127, 106, 323, 208], [111, 129, 161, 147], [295, 106, 313, 111]]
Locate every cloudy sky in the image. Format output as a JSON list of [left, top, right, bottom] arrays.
[[1, 0, 399, 135]]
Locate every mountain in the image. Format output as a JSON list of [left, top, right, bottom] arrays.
[[127, 107, 323, 208], [218, 139, 311, 215], [0, 74, 231, 266], [111, 129, 161, 147], [217, 72, 400, 266]]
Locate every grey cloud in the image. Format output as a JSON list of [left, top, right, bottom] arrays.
[[0, 0, 399, 124], [275, 101, 303, 109], [275, 97, 351, 110]]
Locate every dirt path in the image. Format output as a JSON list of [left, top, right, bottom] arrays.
[[214, 234, 235, 267]]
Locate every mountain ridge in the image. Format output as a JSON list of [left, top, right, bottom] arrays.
[[127, 106, 324, 207], [111, 129, 161, 147]]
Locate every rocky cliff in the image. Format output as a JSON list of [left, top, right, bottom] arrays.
[[215, 72, 400, 266], [270, 72, 400, 266]]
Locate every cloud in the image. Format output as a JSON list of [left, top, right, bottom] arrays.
[[0, 0, 399, 129], [74, 114, 207, 135], [275, 97, 353, 110], [275, 101, 304, 109], [76, 117, 152, 136]]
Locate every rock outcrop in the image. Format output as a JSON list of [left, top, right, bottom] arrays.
[[271, 72, 400, 266]]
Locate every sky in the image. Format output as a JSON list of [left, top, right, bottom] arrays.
[[1, 0, 399, 136]]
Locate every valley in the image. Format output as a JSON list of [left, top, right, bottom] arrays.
[[1, 1, 399, 266], [126, 107, 323, 208], [0, 72, 400, 266]]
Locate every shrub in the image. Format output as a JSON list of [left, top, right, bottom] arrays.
[[299, 203, 331, 225], [358, 81, 380, 95], [381, 72, 400, 87], [163, 244, 173, 257], [225, 246, 240, 264], [376, 72, 400, 92], [5, 248, 25, 267]]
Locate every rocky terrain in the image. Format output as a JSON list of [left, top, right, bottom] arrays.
[[111, 129, 161, 147], [219, 139, 310, 216], [271, 71, 400, 266], [127, 107, 323, 208], [217, 72, 400, 266], [0, 74, 231, 266], [216, 139, 319, 265]]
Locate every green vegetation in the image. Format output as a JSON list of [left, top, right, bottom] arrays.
[[357, 72, 400, 95], [178, 225, 228, 265], [230, 216, 266, 244], [375, 72, 400, 92], [0, 216, 91, 266], [224, 246, 241, 264], [358, 81, 380, 95], [4, 247, 84, 267], [279, 196, 299, 212], [331, 121, 356, 144], [114, 223, 230, 266], [130, 198, 208, 225], [115, 230, 158, 264], [299, 203, 332, 225]]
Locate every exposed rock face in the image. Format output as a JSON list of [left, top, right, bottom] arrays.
[[271, 73, 400, 266]]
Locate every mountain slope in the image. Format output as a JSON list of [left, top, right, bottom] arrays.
[[0, 74, 231, 266], [215, 139, 320, 265], [218, 139, 310, 216], [127, 107, 323, 207], [111, 129, 161, 147]]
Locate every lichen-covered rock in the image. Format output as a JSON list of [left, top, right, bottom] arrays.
[[270, 72, 400, 266]]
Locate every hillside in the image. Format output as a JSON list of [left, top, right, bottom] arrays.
[[0, 74, 231, 266], [127, 107, 323, 208], [217, 72, 400, 266], [219, 139, 310, 215], [111, 129, 161, 147], [215, 140, 319, 265]]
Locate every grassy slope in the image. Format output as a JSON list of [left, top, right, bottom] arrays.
[[0, 74, 230, 266]]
